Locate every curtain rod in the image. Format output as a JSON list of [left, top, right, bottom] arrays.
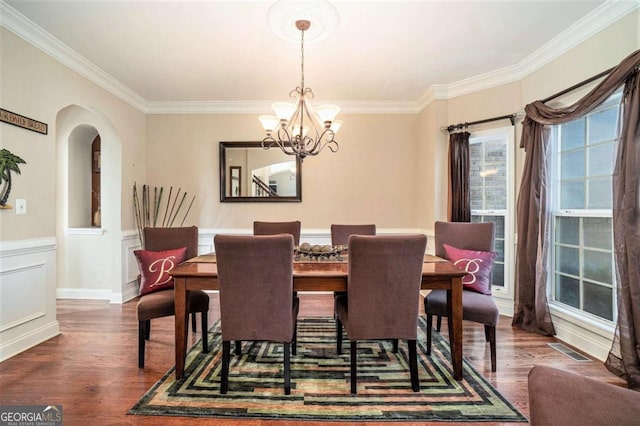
[[444, 113, 517, 133], [541, 66, 615, 103]]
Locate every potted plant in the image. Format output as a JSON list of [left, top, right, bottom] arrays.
[[0, 148, 26, 208]]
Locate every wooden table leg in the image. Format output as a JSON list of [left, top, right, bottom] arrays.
[[450, 276, 463, 380], [174, 278, 190, 380]]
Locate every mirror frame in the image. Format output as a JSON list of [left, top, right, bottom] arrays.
[[219, 141, 302, 202]]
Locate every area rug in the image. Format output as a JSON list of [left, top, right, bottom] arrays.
[[129, 318, 527, 422]]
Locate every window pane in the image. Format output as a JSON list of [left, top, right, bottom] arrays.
[[484, 215, 504, 238], [560, 150, 585, 180], [556, 246, 579, 276], [583, 282, 613, 320], [556, 274, 580, 308], [583, 217, 612, 250], [560, 181, 585, 209], [583, 250, 612, 284], [587, 177, 612, 209], [556, 217, 579, 245], [485, 185, 506, 210], [588, 108, 618, 145], [560, 119, 585, 151], [470, 186, 482, 210], [492, 263, 504, 288], [494, 239, 504, 262], [588, 143, 614, 176]]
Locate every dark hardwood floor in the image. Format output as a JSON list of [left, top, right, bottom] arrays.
[[0, 293, 625, 425]]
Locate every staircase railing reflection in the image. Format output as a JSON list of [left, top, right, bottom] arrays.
[[252, 175, 279, 197]]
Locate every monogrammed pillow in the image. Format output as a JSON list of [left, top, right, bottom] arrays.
[[443, 244, 497, 295], [134, 247, 188, 296]]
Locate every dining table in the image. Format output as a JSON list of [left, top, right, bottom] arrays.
[[170, 253, 466, 381]]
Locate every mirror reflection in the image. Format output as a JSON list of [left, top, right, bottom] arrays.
[[220, 142, 302, 202]]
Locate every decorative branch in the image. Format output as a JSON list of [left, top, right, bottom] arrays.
[[132, 183, 196, 247]]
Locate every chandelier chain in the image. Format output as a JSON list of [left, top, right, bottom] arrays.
[[300, 28, 305, 90]]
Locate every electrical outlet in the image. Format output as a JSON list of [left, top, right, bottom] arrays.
[[15, 199, 26, 215]]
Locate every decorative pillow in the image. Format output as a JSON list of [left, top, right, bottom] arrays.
[[443, 244, 497, 295], [134, 247, 188, 296]]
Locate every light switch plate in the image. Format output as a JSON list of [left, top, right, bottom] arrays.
[[15, 199, 26, 215]]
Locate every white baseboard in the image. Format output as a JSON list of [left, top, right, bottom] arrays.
[[0, 320, 60, 362], [57, 288, 111, 300]]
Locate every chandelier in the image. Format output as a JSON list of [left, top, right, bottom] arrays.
[[259, 19, 342, 161]]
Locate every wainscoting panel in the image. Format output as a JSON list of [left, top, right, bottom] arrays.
[[0, 262, 46, 332], [0, 237, 59, 361]]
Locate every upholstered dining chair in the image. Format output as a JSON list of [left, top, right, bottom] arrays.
[[335, 234, 427, 394], [214, 234, 299, 395], [253, 220, 301, 246], [330, 224, 377, 247], [135, 226, 209, 368], [330, 224, 377, 317], [424, 221, 498, 372]]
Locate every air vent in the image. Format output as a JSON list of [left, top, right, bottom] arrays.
[[547, 343, 591, 361]]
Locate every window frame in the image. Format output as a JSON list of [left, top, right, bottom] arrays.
[[469, 126, 515, 300], [548, 94, 620, 326]]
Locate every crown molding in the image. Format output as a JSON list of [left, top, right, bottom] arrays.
[[439, 0, 639, 100], [2, 0, 637, 114], [0, 1, 147, 112], [517, 0, 639, 79]]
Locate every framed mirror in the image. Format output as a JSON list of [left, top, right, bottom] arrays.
[[220, 141, 302, 202]]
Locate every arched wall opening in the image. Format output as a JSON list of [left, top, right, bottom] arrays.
[[55, 105, 124, 302]]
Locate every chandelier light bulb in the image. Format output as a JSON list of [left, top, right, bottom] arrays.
[[315, 104, 340, 123], [272, 102, 297, 121], [330, 119, 343, 133], [259, 115, 280, 133]]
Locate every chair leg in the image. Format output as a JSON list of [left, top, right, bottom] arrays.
[[336, 317, 343, 354], [292, 320, 298, 356], [201, 311, 209, 353], [191, 312, 197, 332], [350, 341, 358, 394], [220, 341, 230, 394], [436, 315, 442, 332], [144, 320, 150, 340], [284, 342, 291, 395], [426, 314, 433, 355], [392, 339, 399, 353], [235, 341, 242, 355], [484, 324, 491, 342], [138, 321, 146, 368], [408, 339, 419, 392], [487, 325, 497, 372]]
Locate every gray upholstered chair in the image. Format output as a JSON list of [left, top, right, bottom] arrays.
[[136, 226, 209, 368], [330, 224, 376, 247], [253, 220, 301, 246], [424, 221, 498, 371], [335, 234, 427, 394], [528, 365, 640, 426], [214, 234, 299, 395]]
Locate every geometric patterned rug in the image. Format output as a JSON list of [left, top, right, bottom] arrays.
[[129, 317, 527, 422]]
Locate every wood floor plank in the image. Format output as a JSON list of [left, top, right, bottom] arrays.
[[0, 293, 625, 425]]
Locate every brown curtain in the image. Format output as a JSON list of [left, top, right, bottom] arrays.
[[607, 68, 640, 390], [449, 131, 470, 222], [513, 49, 640, 386]]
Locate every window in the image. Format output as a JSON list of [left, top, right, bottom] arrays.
[[469, 127, 514, 296], [550, 93, 620, 322]]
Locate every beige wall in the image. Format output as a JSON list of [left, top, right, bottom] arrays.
[[0, 28, 147, 241], [146, 113, 421, 230]]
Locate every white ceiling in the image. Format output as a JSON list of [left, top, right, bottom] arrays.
[[3, 0, 634, 111]]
